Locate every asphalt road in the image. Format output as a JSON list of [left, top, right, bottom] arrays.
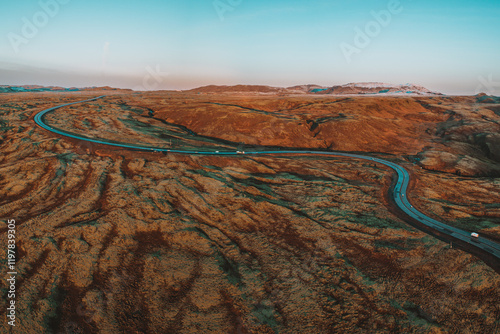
[[33, 96, 500, 261]]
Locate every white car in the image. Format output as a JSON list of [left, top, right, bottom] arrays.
[[471, 232, 479, 238]]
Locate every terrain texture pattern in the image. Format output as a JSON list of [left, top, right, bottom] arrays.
[[0, 91, 499, 333]]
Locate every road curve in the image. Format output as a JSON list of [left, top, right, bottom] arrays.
[[34, 96, 500, 261]]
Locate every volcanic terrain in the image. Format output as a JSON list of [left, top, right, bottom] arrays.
[[0, 87, 499, 333]]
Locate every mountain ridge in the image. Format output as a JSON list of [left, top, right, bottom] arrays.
[[0, 85, 129, 93], [188, 82, 444, 95]]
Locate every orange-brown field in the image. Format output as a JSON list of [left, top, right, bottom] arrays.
[[0, 90, 499, 333]]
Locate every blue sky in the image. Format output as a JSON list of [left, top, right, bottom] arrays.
[[0, 0, 499, 94]]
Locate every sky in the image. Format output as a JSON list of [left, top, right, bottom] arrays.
[[0, 0, 499, 94]]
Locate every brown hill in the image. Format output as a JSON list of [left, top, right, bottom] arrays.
[[122, 93, 499, 176], [188, 84, 285, 94], [186, 83, 442, 96]]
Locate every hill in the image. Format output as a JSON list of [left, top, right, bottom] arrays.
[[188, 82, 442, 95]]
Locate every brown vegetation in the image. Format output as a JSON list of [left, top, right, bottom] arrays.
[[0, 90, 499, 333]]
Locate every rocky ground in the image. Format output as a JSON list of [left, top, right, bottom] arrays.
[[0, 91, 499, 333]]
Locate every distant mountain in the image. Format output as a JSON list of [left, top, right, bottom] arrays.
[[307, 82, 442, 96], [0, 83, 442, 95], [188, 85, 287, 94], [79, 86, 131, 92], [188, 83, 442, 95], [476, 93, 500, 104], [0, 85, 129, 94], [0, 85, 80, 93]]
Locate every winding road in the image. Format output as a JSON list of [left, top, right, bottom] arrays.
[[34, 96, 500, 262]]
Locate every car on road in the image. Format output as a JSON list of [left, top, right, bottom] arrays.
[[471, 232, 479, 240]]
